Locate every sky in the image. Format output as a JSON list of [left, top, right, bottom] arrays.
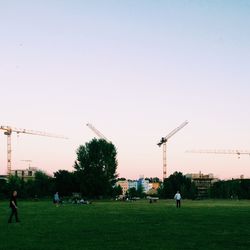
[[0, 0, 250, 180]]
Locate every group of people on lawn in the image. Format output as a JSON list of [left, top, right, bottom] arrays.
[[6, 190, 182, 223]]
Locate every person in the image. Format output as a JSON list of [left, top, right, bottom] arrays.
[[54, 192, 60, 206], [174, 191, 181, 208], [8, 190, 20, 223]]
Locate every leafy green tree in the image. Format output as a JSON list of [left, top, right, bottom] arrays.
[[23, 179, 36, 198], [136, 183, 146, 198], [6, 175, 22, 196], [145, 177, 161, 183], [54, 170, 77, 196], [160, 172, 197, 199], [210, 179, 250, 199], [239, 179, 250, 199], [127, 187, 137, 198], [74, 138, 118, 198], [33, 171, 54, 197], [112, 185, 123, 198], [117, 177, 126, 181], [0, 179, 7, 198]]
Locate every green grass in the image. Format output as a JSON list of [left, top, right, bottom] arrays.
[[0, 199, 250, 250]]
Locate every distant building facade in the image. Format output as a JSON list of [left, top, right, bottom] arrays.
[[116, 180, 129, 195], [137, 178, 150, 193], [186, 172, 216, 199], [116, 178, 161, 196], [147, 182, 160, 195], [128, 180, 138, 190], [11, 167, 38, 181]]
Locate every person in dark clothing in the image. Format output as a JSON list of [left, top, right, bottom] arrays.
[[8, 190, 20, 223]]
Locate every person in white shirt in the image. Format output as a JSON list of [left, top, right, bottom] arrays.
[[174, 191, 181, 208]]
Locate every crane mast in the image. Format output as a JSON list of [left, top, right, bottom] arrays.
[[157, 121, 188, 180], [0, 125, 67, 176]]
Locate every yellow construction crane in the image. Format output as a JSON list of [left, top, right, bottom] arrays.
[[157, 121, 188, 180], [186, 149, 250, 159], [0, 125, 68, 176], [86, 123, 111, 142]]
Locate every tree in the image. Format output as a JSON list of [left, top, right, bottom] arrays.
[[210, 179, 250, 199], [117, 177, 126, 181], [0, 179, 7, 198], [74, 138, 118, 198], [54, 170, 77, 196], [160, 172, 197, 199], [23, 179, 36, 198], [33, 171, 54, 197], [6, 175, 22, 196], [145, 177, 161, 183], [127, 187, 137, 198], [112, 185, 123, 198], [136, 183, 146, 198]]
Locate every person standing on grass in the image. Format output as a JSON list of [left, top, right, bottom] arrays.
[[8, 190, 20, 223], [174, 191, 181, 208], [54, 192, 60, 207]]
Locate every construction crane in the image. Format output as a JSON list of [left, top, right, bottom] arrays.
[[186, 149, 250, 159], [86, 123, 110, 142], [157, 121, 188, 180], [0, 125, 68, 176]]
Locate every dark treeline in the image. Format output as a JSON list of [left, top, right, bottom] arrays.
[[158, 172, 197, 199], [1, 171, 250, 200], [210, 179, 250, 199], [1, 136, 249, 200], [0, 138, 120, 199], [159, 172, 250, 200], [0, 169, 121, 200], [0, 171, 55, 199]]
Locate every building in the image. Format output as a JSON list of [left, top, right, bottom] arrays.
[[116, 178, 161, 196], [138, 178, 150, 193], [116, 180, 129, 195], [128, 180, 138, 190], [147, 182, 160, 195], [186, 172, 216, 199], [11, 167, 38, 181], [152, 182, 160, 190]]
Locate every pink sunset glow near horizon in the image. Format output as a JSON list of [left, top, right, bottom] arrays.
[[1, 1, 250, 180]]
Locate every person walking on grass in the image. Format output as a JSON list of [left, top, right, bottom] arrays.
[[174, 191, 181, 208], [8, 190, 20, 223]]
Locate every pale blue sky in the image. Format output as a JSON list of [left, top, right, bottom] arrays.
[[1, 0, 250, 179]]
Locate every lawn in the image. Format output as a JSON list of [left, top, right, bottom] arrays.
[[0, 199, 250, 250]]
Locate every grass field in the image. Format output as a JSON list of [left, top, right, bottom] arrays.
[[0, 199, 250, 250]]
